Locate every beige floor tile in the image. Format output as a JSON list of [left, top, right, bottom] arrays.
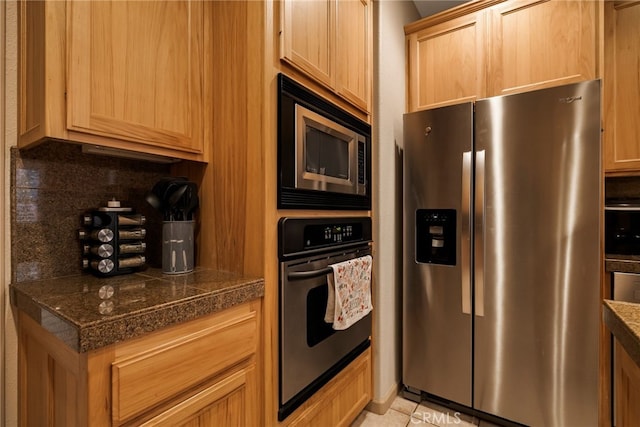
[[477, 419, 503, 427], [350, 409, 412, 427], [390, 396, 419, 415], [412, 401, 478, 427]]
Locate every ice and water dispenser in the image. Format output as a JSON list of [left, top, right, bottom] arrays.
[[416, 209, 456, 265]]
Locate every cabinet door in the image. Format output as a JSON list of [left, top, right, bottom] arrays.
[[336, 0, 371, 112], [139, 366, 257, 427], [280, 0, 335, 88], [604, 1, 640, 173], [488, 0, 597, 96], [67, 1, 204, 154], [407, 11, 488, 111], [615, 340, 640, 427]]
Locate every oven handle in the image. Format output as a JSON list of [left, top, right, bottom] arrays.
[[287, 267, 334, 281]]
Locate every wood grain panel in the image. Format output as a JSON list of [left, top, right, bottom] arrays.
[[285, 347, 372, 427], [66, 0, 204, 153], [604, 1, 640, 173], [407, 11, 487, 111], [280, 0, 335, 89], [139, 367, 251, 426], [18, 312, 86, 427], [615, 340, 640, 426], [336, 0, 371, 112], [112, 309, 256, 424], [488, 0, 597, 95], [18, 0, 66, 147], [194, 1, 265, 276]]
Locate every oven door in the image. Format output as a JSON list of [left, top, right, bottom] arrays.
[[279, 247, 372, 420]]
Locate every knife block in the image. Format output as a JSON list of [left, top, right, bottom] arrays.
[[79, 200, 147, 277]]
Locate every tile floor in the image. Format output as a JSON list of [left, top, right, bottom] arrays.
[[351, 396, 502, 427]]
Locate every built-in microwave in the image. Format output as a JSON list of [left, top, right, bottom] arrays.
[[278, 74, 371, 210]]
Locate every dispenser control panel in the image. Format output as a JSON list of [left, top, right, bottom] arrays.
[[416, 209, 456, 265]]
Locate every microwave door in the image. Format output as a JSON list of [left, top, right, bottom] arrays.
[[295, 104, 359, 195]]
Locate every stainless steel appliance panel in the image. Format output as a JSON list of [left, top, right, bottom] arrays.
[[473, 80, 601, 426], [403, 103, 474, 406], [280, 248, 371, 405], [614, 272, 640, 302]]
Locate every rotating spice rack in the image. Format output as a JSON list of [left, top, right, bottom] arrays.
[[79, 200, 146, 276]]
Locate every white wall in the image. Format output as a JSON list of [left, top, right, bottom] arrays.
[[3, 2, 17, 426], [372, 0, 419, 410]]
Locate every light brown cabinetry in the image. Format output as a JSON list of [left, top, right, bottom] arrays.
[[284, 347, 371, 427], [604, 1, 640, 173], [279, 0, 372, 114], [405, 0, 599, 112], [406, 9, 488, 110], [18, 300, 261, 426], [487, 0, 597, 96], [614, 339, 640, 427], [19, 0, 208, 161]]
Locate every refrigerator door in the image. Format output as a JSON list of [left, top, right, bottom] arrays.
[[403, 103, 473, 406], [474, 80, 601, 426]]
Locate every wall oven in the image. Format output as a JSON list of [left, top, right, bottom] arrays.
[[278, 74, 372, 210], [278, 217, 372, 420]]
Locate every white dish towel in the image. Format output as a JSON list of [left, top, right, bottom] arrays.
[[324, 255, 373, 330]]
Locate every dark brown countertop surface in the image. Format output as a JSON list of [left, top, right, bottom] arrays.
[[10, 268, 264, 353], [604, 300, 640, 367], [605, 254, 640, 274]]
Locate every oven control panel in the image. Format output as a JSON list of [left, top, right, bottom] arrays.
[[278, 217, 372, 258], [308, 224, 360, 246]]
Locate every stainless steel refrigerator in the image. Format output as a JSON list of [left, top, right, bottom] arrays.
[[403, 80, 601, 426]]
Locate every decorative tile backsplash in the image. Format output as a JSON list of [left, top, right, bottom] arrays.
[[606, 176, 640, 201], [11, 141, 170, 283]]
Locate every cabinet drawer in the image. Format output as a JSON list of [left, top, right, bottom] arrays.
[[112, 306, 257, 424]]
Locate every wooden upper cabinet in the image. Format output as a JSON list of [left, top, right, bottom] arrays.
[[279, 0, 372, 115], [336, 0, 371, 112], [19, 0, 208, 162], [405, 0, 599, 112], [406, 10, 488, 111], [487, 0, 597, 96], [280, 0, 335, 89], [604, 1, 640, 173]]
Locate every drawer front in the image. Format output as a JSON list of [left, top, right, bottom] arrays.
[[112, 307, 257, 424]]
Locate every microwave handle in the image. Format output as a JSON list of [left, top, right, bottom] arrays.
[[288, 267, 333, 281]]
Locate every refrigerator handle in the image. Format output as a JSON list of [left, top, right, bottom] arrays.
[[475, 150, 485, 317], [461, 151, 472, 315]]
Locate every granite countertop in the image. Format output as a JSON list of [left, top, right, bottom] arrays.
[[605, 254, 640, 274], [604, 300, 640, 367], [10, 268, 264, 353]]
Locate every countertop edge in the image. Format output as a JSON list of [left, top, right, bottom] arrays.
[[605, 256, 640, 274], [11, 270, 265, 353], [603, 300, 640, 367]]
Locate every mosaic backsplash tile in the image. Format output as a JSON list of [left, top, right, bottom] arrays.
[[606, 176, 640, 201], [11, 141, 171, 283]]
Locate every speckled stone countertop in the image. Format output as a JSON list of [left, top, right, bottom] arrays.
[[10, 268, 264, 353], [605, 254, 640, 274], [604, 300, 640, 367]]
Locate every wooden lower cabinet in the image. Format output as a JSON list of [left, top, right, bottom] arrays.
[[18, 300, 261, 427], [615, 340, 640, 427], [285, 347, 372, 427]]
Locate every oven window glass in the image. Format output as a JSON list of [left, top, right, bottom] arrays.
[[305, 127, 349, 180], [306, 284, 336, 347]]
